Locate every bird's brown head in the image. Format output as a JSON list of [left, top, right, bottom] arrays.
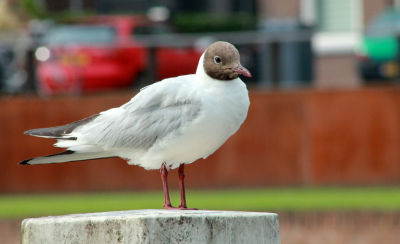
[[203, 41, 252, 81]]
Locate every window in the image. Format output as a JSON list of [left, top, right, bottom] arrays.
[[317, 0, 361, 32], [301, 0, 363, 55]]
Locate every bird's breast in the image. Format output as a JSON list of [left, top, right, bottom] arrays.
[[134, 80, 249, 169], [166, 82, 249, 160]]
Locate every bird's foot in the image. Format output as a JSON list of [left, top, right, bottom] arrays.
[[164, 205, 198, 210]]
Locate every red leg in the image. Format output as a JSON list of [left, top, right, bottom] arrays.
[[160, 162, 173, 208], [178, 164, 197, 210], [160, 163, 197, 210], [178, 164, 187, 208]]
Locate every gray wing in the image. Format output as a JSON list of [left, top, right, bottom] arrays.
[[24, 115, 99, 140], [74, 77, 202, 149]]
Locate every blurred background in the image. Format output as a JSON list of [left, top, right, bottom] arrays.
[[1, 0, 400, 243]]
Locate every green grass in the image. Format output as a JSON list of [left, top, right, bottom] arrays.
[[1, 187, 400, 219]]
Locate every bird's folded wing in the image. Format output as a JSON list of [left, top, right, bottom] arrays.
[[71, 77, 202, 150]]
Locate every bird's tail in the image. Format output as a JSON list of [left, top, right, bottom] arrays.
[[18, 150, 116, 165]]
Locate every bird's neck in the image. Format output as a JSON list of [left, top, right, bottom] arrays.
[[196, 52, 240, 89], [195, 53, 206, 77]]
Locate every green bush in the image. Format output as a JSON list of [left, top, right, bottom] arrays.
[[20, 0, 48, 19], [172, 12, 257, 33]]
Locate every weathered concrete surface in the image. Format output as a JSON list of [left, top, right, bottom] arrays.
[[21, 210, 280, 244]]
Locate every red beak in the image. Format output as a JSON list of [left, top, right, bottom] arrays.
[[232, 65, 252, 78]]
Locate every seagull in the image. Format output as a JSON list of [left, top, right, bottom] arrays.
[[19, 41, 251, 210]]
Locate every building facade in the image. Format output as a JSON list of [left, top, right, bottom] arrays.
[[41, 0, 396, 88], [259, 0, 395, 88]]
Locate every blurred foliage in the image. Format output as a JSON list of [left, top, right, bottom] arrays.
[[19, 0, 96, 23], [172, 12, 257, 33], [50, 11, 98, 24], [19, 0, 48, 19], [17, 2, 257, 32]]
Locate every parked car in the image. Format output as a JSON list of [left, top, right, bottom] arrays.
[[35, 16, 202, 95], [356, 8, 400, 81]]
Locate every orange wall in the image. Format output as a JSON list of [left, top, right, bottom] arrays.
[[1, 88, 399, 193]]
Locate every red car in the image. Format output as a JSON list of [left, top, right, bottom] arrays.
[[34, 16, 202, 95]]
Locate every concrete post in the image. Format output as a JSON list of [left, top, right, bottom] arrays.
[[21, 210, 281, 244]]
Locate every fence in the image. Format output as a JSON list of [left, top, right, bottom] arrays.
[[0, 26, 314, 94], [1, 86, 400, 193]]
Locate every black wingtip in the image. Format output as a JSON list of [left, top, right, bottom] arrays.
[[18, 159, 32, 165], [18, 150, 75, 166]]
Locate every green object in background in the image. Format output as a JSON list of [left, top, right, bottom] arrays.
[[1, 187, 400, 220], [357, 8, 400, 80], [359, 8, 400, 62], [361, 37, 398, 61]]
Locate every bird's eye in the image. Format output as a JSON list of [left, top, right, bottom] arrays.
[[214, 56, 221, 64]]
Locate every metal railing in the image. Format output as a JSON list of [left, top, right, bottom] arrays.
[[134, 29, 314, 87], [0, 28, 314, 94]]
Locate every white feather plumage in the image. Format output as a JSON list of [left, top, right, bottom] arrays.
[[26, 53, 250, 170]]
